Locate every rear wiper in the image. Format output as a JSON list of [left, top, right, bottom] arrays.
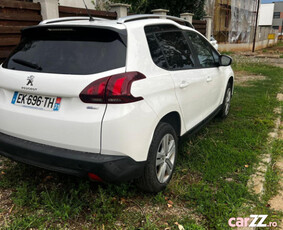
[[12, 58, 42, 71]]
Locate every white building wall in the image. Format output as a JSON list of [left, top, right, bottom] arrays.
[[259, 3, 275, 26], [229, 0, 258, 43], [59, 0, 96, 9]]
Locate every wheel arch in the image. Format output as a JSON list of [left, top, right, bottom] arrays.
[[159, 111, 182, 137], [228, 76, 234, 95]]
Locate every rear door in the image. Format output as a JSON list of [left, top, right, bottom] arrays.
[[145, 25, 208, 131], [0, 26, 127, 153]]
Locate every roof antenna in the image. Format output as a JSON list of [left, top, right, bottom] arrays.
[[82, 0, 94, 21]]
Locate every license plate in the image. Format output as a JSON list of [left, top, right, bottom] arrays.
[[11, 92, 61, 111]]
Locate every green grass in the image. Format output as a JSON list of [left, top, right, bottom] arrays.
[[0, 60, 282, 229], [221, 51, 234, 55]]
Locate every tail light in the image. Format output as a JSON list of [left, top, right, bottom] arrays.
[[79, 72, 146, 104], [88, 173, 103, 182]]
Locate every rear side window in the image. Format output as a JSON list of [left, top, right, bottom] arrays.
[[145, 25, 195, 71], [3, 27, 127, 75], [146, 34, 168, 69]]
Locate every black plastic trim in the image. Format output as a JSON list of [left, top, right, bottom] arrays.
[[0, 132, 145, 183], [21, 24, 128, 38], [181, 105, 222, 138]]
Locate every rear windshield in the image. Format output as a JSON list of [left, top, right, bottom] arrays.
[[3, 27, 127, 75]]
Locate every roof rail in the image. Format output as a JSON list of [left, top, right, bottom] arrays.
[[117, 14, 194, 29], [40, 17, 109, 25]]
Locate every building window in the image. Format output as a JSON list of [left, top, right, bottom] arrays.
[[273, 26, 279, 30], [273, 12, 280, 19]]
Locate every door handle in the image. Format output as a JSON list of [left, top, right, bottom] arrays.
[[179, 81, 190, 89], [206, 76, 213, 82]]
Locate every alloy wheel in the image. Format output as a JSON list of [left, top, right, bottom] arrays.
[[155, 134, 176, 183]]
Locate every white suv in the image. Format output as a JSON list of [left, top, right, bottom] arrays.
[[0, 15, 234, 192]]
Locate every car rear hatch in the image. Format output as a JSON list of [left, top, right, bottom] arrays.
[[0, 25, 127, 153]]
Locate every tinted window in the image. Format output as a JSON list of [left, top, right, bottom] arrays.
[[146, 27, 195, 71], [146, 34, 168, 69], [3, 27, 127, 75], [212, 49, 220, 64], [186, 31, 218, 68], [155, 31, 194, 70]]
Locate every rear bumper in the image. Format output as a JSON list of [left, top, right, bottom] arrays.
[[0, 132, 145, 183]]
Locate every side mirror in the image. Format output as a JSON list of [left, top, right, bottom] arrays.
[[220, 55, 232, 66]]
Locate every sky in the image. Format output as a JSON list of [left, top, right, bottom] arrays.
[[261, 0, 283, 3]]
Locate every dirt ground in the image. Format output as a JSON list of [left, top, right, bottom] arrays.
[[269, 157, 283, 230], [269, 93, 283, 230], [234, 71, 266, 87], [239, 43, 283, 68], [0, 158, 14, 227]]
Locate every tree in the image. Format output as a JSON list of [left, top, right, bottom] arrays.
[[111, 0, 206, 19]]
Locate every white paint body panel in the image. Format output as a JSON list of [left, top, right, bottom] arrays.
[[0, 66, 125, 153], [101, 101, 158, 162]]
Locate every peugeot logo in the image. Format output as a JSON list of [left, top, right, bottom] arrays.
[[26, 75, 35, 86]]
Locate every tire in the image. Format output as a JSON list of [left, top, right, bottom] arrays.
[[137, 122, 178, 193], [218, 83, 232, 119]]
